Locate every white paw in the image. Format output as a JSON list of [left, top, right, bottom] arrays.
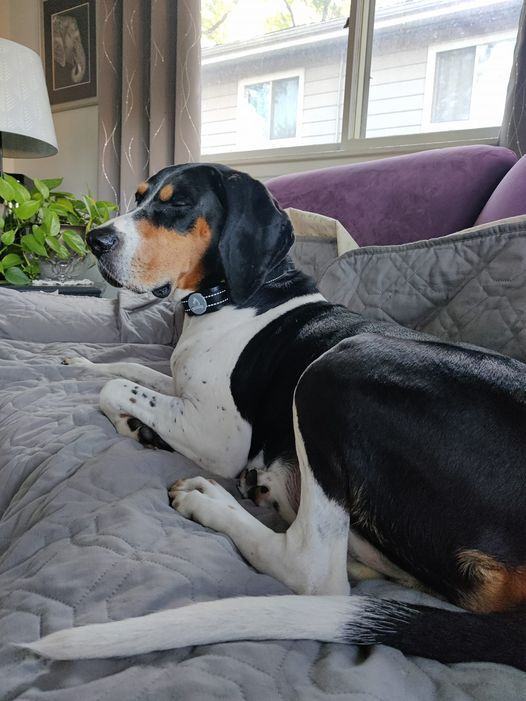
[[62, 356, 93, 367], [169, 477, 241, 527]]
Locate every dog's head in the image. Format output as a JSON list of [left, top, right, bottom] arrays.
[[88, 164, 293, 304]]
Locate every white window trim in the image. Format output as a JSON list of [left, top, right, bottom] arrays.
[[236, 68, 305, 150], [201, 0, 508, 171], [422, 30, 517, 132]]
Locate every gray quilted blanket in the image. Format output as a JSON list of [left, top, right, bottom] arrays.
[[2, 217, 526, 700]]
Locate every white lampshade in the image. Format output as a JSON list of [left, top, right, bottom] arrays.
[[0, 38, 58, 159]]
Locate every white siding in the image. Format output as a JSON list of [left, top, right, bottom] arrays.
[[201, 46, 426, 153], [201, 59, 344, 153], [366, 48, 428, 136]]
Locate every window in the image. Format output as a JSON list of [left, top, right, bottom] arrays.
[[431, 47, 476, 123], [200, 0, 522, 160], [201, 1, 347, 155], [364, 0, 521, 138], [239, 73, 302, 148], [424, 35, 517, 130]]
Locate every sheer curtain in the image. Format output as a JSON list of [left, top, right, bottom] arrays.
[[500, 1, 526, 155], [97, 0, 200, 211]]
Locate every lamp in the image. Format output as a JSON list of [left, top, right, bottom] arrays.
[[0, 38, 58, 176]]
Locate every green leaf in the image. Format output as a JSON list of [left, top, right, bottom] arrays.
[[83, 195, 98, 218], [46, 237, 69, 259], [32, 225, 46, 245], [41, 178, 63, 190], [96, 203, 109, 223], [21, 233, 47, 257], [1, 253, 22, 269], [55, 197, 75, 212], [1, 229, 15, 246], [33, 178, 50, 199], [0, 216, 4, 231], [47, 203, 71, 219], [3, 174, 30, 203], [43, 209, 61, 235], [98, 201, 119, 211], [66, 212, 83, 226], [0, 178, 16, 203], [16, 200, 41, 221], [4, 266, 30, 286], [62, 229, 87, 256]]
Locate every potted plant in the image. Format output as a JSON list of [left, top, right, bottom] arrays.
[[0, 173, 118, 285]]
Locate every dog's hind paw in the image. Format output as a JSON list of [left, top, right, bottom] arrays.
[[237, 463, 298, 524], [124, 416, 174, 451], [238, 467, 274, 507]]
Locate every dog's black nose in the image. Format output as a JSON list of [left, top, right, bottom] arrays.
[[88, 227, 118, 257]]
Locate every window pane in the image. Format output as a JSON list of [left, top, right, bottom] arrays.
[[201, 0, 349, 154], [242, 82, 271, 144], [365, 0, 522, 138], [432, 47, 476, 123], [271, 77, 300, 139]]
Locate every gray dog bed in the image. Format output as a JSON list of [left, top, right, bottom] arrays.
[[1, 217, 526, 700]]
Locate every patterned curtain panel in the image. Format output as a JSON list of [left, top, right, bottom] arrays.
[[500, 1, 526, 156], [97, 0, 201, 211]]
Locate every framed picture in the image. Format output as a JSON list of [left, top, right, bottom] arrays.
[[42, 0, 97, 111]]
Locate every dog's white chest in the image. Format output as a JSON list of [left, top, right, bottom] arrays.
[[168, 294, 325, 476], [168, 308, 256, 475]]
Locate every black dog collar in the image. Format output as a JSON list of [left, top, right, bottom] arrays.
[[182, 285, 230, 316], [181, 263, 294, 317]]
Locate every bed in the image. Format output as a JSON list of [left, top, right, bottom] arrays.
[[2, 217, 526, 700]]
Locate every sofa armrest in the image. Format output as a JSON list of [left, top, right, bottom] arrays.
[[318, 215, 526, 361], [267, 145, 517, 247], [0, 288, 182, 346], [0, 288, 120, 343]]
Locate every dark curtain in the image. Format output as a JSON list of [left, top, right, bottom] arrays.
[[500, 1, 526, 156], [97, 0, 200, 211]]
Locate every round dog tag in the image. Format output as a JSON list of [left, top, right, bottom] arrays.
[[187, 293, 208, 315]]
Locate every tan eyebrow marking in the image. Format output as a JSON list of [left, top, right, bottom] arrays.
[[136, 181, 149, 196], [159, 184, 174, 202]]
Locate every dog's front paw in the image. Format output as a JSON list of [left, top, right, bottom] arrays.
[[61, 356, 92, 367], [169, 476, 241, 529]]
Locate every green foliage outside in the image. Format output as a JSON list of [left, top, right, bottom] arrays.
[[202, 0, 349, 46]]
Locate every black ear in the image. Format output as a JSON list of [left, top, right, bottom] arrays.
[[214, 167, 294, 304]]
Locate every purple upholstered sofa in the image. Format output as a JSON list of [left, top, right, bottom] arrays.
[[267, 145, 526, 246]]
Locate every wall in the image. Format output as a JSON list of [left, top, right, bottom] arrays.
[[1, 0, 106, 290], [1, 0, 98, 197]]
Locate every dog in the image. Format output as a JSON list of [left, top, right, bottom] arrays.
[[26, 164, 525, 670]]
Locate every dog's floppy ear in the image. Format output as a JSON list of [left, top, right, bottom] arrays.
[[214, 167, 293, 304]]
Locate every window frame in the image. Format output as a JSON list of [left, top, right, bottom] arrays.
[[201, 0, 505, 169], [236, 68, 305, 150]]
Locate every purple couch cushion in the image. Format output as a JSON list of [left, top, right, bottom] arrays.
[[267, 145, 517, 246], [475, 155, 526, 225]]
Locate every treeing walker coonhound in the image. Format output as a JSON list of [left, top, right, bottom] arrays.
[[27, 163, 526, 670]]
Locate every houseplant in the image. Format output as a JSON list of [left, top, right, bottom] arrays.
[[0, 173, 117, 285]]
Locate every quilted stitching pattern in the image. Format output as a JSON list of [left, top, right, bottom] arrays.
[[320, 218, 526, 361], [2, 222, 526, 697]]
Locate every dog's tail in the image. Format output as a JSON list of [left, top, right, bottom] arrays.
[[21, 595, 525, 669]]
